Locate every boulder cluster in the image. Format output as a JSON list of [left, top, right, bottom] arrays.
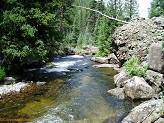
[[92, 17, 164, 123], [112, 17, 164, 65]]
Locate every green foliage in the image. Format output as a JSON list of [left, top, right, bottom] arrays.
[[149, 0, 164, 18], [0, 67, 5, 81], [123, 0, 139, 20], [0, 0, 74, 72], [124, 56, 147, 77]]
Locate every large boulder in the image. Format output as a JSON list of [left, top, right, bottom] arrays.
[[122, 99, 164, 123], [147, 42, 164, 74], [145, 70, 164, 91], [112, 17, 164, 66], [123, 76, 154, 99], [107, 87, 125, 99]]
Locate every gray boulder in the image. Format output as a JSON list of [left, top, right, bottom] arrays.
[[124, 76, 154, 99], [107, 88, 125, 99], [91, 57, 109, 64], [122, 99, 164, 123], [145, 70, 164, 91], [114, 70, 130, 87], [108, 53, 119, 64], [148, 42, 164, 74]]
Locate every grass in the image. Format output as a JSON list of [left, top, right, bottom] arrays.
[[124, 55, 147, 77]]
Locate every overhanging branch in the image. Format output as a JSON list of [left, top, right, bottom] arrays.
[[72, 5, 129, 24]]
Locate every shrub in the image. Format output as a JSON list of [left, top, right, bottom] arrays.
[[124, 55, 147, 77], [0, 66, 5, 81]]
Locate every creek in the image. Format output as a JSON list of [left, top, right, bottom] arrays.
[[0, 55, 135, 123]]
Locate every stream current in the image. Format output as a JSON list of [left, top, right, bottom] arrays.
[[0, 55, 134, 123]]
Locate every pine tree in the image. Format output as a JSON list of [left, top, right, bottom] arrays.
[[0, 0, 74, 72], [124, 0, 139, 20], [96, 16, 113, 57], [149, 0, 164, 18]]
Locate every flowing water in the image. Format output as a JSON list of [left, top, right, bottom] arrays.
[[0, 55, 134, 123]]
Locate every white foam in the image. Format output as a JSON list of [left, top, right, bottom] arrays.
[[43, 55, 84, 72]]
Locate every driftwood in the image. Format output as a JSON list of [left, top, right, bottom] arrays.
[[72, 5, 129, 24]]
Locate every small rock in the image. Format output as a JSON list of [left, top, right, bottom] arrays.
[[4, 77, 16, 85], [108, 53, 119, 64], [107, 88, 125, 99], [36, 81, 46, 86], [114, 70, 130, 88], [91, 57, 109, 64]]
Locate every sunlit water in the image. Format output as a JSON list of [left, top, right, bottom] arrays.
[[0, 55, 134, 123]]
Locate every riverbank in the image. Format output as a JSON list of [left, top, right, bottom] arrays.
[[91, 16, 164, 123]]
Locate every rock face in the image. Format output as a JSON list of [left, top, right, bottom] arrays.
[[148, 42, 164, 74], [124, 76, 154, 99], [122, 99, 164, 123], [112, 17, 164, 66]]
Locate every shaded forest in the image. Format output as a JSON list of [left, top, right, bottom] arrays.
[[0, 0, 163, 78]]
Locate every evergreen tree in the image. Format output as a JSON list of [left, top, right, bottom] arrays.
[[96, 16, 113, 57], [124, 0, 139, 20], [149, 0, 164, 18], [0, 0, 74, 72]]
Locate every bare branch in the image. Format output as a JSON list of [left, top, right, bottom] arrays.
[[72, 5, 129, 24]]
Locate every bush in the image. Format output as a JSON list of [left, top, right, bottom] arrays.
[[124, 55, 147, 77], [0, 67, 5, 81]]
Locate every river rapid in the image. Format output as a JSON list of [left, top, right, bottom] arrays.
[[0, 55, 134, 123]]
